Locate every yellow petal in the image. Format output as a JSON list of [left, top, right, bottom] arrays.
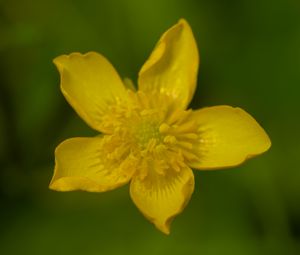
[[50, 136, 136, 192], [53, 52, 127, 133], [138, 19, 199, 110], [188, 106, 271, 169], [130, 165, 194, 234]]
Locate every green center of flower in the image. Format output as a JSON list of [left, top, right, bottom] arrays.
[[134, 120, 163, 148]]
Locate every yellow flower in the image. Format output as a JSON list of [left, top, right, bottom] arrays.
[[50, 19, 271, 234]]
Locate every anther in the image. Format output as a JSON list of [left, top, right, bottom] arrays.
[[163, 135, 177, 144], [159, 123, 170, 133]]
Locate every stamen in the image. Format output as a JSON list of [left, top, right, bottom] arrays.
[[178, 133, 198, 140], [181, 149, 200, 162], [159, 123, 170, 133], [178, 141, 193, 150], [163, 135, 177, 145], [165, 109, 183, 125], [172, 121, 197, 134]]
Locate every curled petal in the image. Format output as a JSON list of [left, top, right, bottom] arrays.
[[50, 136, 136, 192], [138, 19, 199, 110], [188, 106, 271, 169], [54, 52, 128, 133], [130, 164, 194, 234]]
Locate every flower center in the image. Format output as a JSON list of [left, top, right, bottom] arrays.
[[134, 120, 163, 148]]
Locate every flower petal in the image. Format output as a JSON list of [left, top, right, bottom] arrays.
[[130, 165, 194, 234], [188, 106, 271, 169], [138, 19, 199, 110], [53, 52, 128, 133], [50, 136, 136, 192]]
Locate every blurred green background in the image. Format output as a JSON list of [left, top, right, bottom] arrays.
[[0, 0, 299, 254]]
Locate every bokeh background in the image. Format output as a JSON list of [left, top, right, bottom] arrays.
[[1, 0, 299, 254]]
